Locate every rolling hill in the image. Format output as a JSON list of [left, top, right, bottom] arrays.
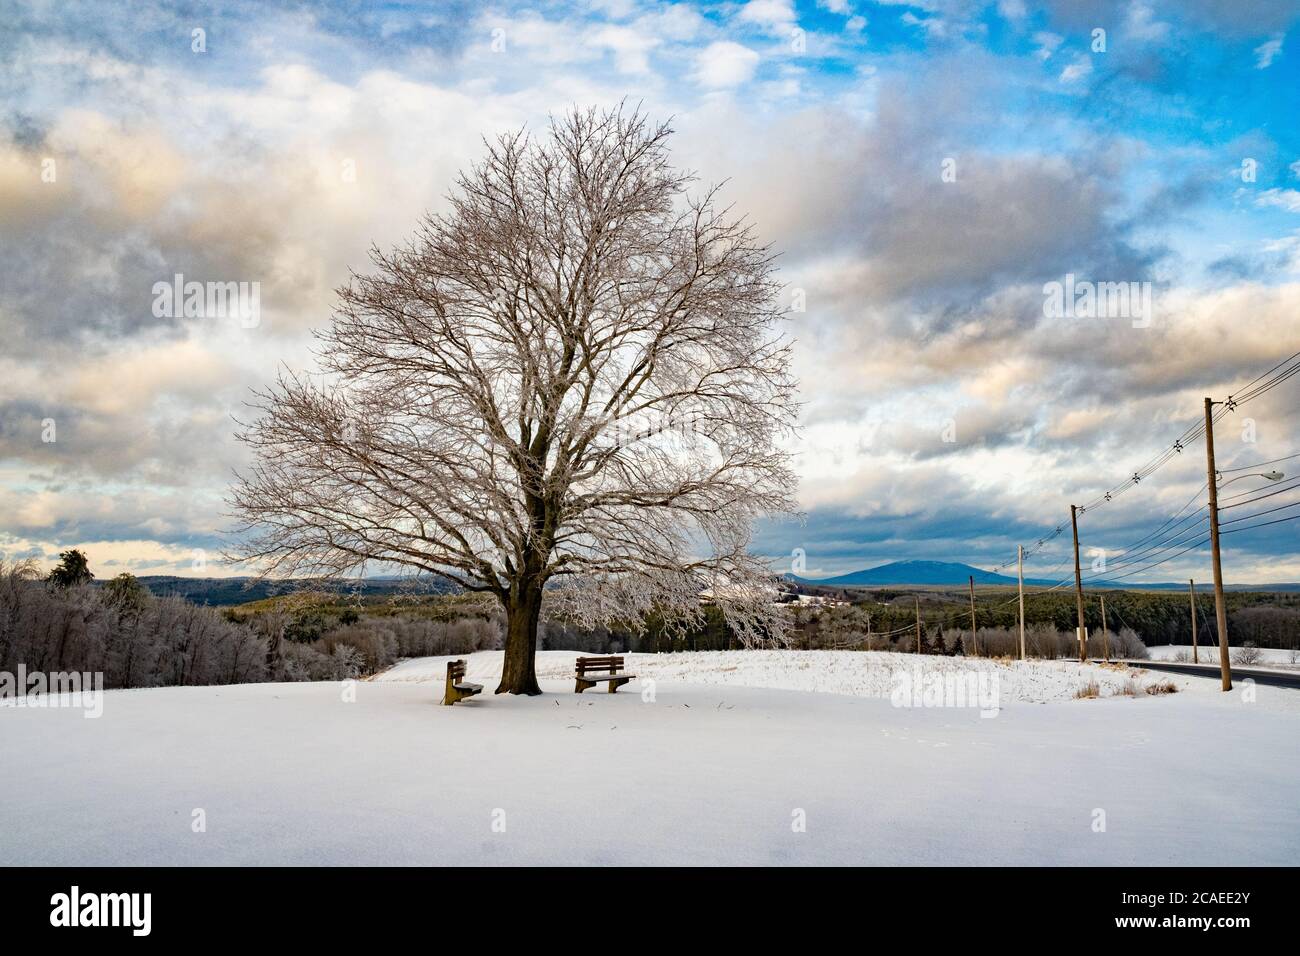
[[789, 559, 1300, 591]]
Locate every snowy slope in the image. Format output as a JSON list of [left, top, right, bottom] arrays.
[[3, 650, 1298, 866], [1146, 644, 1299, 670]]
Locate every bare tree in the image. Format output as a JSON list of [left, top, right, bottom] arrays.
[[229, 105, 798, 694]]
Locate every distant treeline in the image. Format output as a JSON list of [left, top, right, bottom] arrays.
[[0, 557, 496, 690], [788, 587, 1300, 651], [104, 573, 456, 607]]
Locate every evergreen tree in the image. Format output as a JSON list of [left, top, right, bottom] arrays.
[[47, 549, 93, 589], [102, 572, 150, 618]]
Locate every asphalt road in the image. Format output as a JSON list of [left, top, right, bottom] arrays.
[[1120, 658, 1300, 689]]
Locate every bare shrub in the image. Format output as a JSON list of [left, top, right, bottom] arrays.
[[1233, 642, 1263, 665], [1112, 627, 1148, 659]]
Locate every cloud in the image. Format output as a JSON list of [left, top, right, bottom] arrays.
[[1256, 188, 1300, 213], [1254, 33, 1284, 68], [736, 0, 798, 34], [1059, 53, 1093, 83], [587, 25, 660, 74], [900, 11, 948, 40], [1124, 2, 1172, 43], [1032, 32, 1063, 61], [693, 41, 760, 88]]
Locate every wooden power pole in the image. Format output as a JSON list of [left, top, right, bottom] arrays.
[[968, 575, 978, 651], [1017, 544, 1026, 660], [1099, 593, 1110, 662], [914, 595, 922, 654], [1070, 504, 1087, 662], [1203, 397, 1233, 691], [1189, 578, 1199, 664]]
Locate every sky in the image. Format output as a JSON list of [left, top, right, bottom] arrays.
[[2, 0, 1300, 586]]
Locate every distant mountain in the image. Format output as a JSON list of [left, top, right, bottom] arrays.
[[788, 559, 1300, 591], [127, 575, 457, 607], [789, 560, 1053, 588]]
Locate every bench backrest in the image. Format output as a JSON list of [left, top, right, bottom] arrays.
[[446, 659, 467, 681], [577, 655, 624, 675]]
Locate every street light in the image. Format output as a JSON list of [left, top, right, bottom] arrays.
[[1218, 470, 1285, 487]]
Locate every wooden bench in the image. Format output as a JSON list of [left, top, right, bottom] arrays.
[[442, 659, 483, 705], [574, 655, 635, 694]]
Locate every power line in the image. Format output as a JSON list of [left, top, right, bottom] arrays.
[[1085, 507, 1300, 587], [1219, 451, 1300, 473], [1085, 536, 1211, 586], [1082, 515, 1210, 579], [992, 348, 1300, 584], [1221, 498, 1300, 527], [1221, 511, 1300, 536], [1219, 475, 1300, 510]]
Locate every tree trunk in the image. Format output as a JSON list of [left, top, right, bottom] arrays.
[[497, 585, 542, 695]]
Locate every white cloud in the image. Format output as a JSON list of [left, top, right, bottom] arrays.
[[693, 41, 760, 88], [737, 0, 798, 34], [637, 4, 706, 42], [1262, 232, 1300, 272], [900, 11, 947, 39], [1059, 53, 1093, 83], [1032, 31, 1063, 61], [1124, 2, 1171, 43], [1254, 34, 1284, 69], [587, 25, 660, 75], [1257, 188, 1300, 213]]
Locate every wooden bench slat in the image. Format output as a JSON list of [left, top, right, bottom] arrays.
[[574, 657, 634, 694]]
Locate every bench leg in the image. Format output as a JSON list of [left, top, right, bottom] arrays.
[[610, 676, 632, 693], [575, 678, 595, 694]]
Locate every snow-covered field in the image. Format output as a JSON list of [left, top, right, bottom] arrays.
[[3, 649, 1298, 866], [379, 648, 1225, 702], [1146, 644, 1300, 670]]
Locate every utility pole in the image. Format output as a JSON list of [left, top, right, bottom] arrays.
[[1071, 504, 1087, 662], [915, 595, 922, 654], [1203, 397, 1233, 691], [1189, 578, 1198, 664], [1017, 544, 1026, 660], [968, 575, 978, 652], [1099, 593, 1110, 662]]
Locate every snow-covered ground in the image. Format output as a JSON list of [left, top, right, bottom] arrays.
[[3, 649, 1297, 865], [1146, 644, 1300, 670], [379, 648, 1229, 702]]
